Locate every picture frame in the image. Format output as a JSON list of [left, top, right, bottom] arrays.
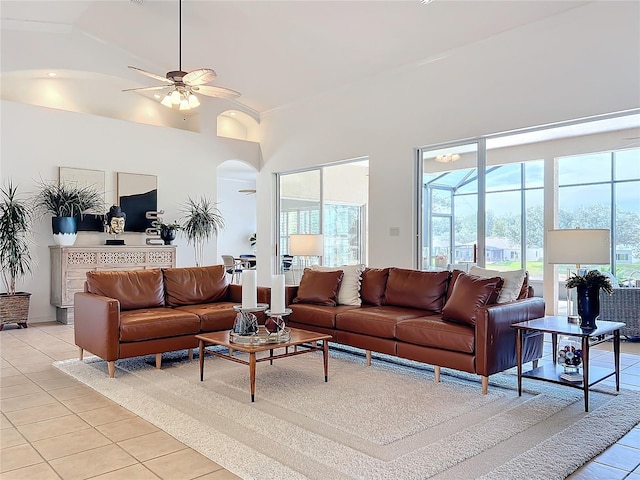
[[117, 172, 158, 232], [58, 167, 106, 232]]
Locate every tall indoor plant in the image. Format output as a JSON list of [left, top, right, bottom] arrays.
[[34, 180, 104, 246], [181, 196, 224, 266], [566, 270, 614, 330], [0, 182, 34, 329]]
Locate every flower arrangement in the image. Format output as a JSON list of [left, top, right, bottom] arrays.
[[565, 270, 614, 294], [558, 343, 583, 374]]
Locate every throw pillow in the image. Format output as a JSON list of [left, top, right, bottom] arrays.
[[468, 266, 526, 303], [442, 272, 504, 326], [310, 264, 365, 305], [292, 269, 344, 306], [384, 268, 450, 312], [361, 268, 390, 306]]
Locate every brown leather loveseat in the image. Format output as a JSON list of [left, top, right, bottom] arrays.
[[285, 267, 545, 393], [74, 265, 268, 377]]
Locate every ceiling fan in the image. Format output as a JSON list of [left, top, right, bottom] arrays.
[[123, 0, 240, 110]]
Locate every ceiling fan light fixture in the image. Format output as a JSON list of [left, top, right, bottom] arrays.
[[188, 93, 200, 108], [179, 97, 190, 111], [170, 90, 182, 105], [160, 94, 173, 108]]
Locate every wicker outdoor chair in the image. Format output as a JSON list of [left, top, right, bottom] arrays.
[[599, 288, 640, 339]]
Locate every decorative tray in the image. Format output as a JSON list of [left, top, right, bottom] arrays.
[[229, 326, 291, 345]]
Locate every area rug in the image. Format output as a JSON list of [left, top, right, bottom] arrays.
[[54, 348, 640, 480]]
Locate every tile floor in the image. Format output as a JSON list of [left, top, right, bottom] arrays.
[[1, 322, 639, 480]]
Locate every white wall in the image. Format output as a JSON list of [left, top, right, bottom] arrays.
[[216, 177, 257, 260], [254, 1, 640, 284], [0, 101, 260, 322]]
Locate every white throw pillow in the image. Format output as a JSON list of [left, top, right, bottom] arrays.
[[468, 266, 526, 303], [310, 264, 365, 306]]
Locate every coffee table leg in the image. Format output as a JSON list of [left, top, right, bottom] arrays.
[[323, 339, 329, 382], [250, 352, 256, 402], [270, 348, 274, 365], [199, 339, 204, 382]]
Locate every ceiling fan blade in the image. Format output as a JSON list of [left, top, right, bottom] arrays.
[[128, 66, 173, 84], [192, 85, 240, 99], [122, 85, 172, 93], [183, 68, 217, 86]]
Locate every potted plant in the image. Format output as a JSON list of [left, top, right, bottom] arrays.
[[158, 221, 181, 245], [0, 182, 34, 330], [249, 232, 257, 251], [33, 180, 104, 246], [566, 270, 614, 330], [180, 196, 224, 266]]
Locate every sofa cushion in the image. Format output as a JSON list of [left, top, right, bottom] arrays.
[[361, 268, 390, 306], [518, 271, 530, 299], [384, 268, 450, 312], [310, 264, 365, 305], [176, 302, 238, 332], [292, 269, 344, 306], [468, 266, 526, 303], [289, 303, 359, 329], [396, 317, 475, 354], [119, 308, 201, 342], [86, 269, 165, 311], [336, 306, 428, 339], [442, 273, 503, 326], [163, 265, 229, 307]]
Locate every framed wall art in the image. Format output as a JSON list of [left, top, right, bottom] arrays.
[[59, 167, 106, 232], [117, 172, 158, 232]]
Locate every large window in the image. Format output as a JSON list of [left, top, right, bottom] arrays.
[[278, 160, 369, 270], [558, 148, 640, 283]]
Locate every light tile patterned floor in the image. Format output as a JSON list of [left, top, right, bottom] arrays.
[[1, 322, 639, 479]]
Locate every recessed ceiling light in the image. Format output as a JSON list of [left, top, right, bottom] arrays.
[[229, 111, 236, 116], [153, 94, 161, 99], [47, 72, 56, 77]]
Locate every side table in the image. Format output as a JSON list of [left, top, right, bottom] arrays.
[[512, 316, 625, 412]]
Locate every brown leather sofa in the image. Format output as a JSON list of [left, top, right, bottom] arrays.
[[74, 265, 269, 377], [285, 267, 545, 393]]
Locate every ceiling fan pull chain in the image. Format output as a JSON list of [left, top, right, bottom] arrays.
[[178, 0, 182, 71]]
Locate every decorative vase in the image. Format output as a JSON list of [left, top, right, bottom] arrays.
[[577, 285, 600, 330], [52, 217, 77, 246], [160, 227, 176, 245]]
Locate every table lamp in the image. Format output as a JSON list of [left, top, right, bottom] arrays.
[[289, 234, 324, 282], [547, 228, 610, 317]]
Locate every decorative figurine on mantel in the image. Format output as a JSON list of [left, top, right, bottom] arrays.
[[105, 205, 126, 245]]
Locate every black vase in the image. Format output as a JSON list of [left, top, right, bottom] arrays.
[[577, 285, 601, 330], [160, 228, 176, 245], [52, 216, 78, 246]]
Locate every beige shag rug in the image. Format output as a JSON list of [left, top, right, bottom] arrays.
[[54, 347, 640, 480]]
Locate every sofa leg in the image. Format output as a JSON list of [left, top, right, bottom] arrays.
[[78, 347, 84, 361], [366, 350, 371, 366], [188, 349, 193, 361], [156, 353, 162, 369], [434, 366, 440, 383], [108, 361, 115, 378], [481, 376, 489, 394]]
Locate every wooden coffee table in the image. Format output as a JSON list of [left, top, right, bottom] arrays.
[[196, 328, 332, 402]]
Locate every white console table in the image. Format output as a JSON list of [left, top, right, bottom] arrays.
[[50, 245, 176, 324]]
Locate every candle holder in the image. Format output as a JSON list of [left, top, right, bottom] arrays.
[[265, 308, 292, 341], [230, 304, 268, 341]]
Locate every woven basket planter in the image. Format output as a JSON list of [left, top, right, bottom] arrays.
[[0, 292, 31, 328]]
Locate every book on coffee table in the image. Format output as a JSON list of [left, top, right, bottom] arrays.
[[560, 372, 583, 383]]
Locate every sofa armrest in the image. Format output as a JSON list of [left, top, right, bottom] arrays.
[[475, 297, 545, 376], [74, 292, 120, 361]]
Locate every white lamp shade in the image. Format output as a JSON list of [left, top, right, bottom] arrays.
[[547, 229, 610, 265], [289, 234, 324, 256]]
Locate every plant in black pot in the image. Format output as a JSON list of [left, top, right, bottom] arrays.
[[0, 182, 34, 330], [34, 180, 104, 246], [565, 270, 614, 330], [158, 221, 181, 245]]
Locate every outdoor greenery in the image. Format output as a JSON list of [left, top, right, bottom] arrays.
[[0, 182, 34, 295], [33, 180, 104, 218], [181, 196, 224, 267]]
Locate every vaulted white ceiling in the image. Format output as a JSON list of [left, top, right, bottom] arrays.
[[1, 0, 590, 115]]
